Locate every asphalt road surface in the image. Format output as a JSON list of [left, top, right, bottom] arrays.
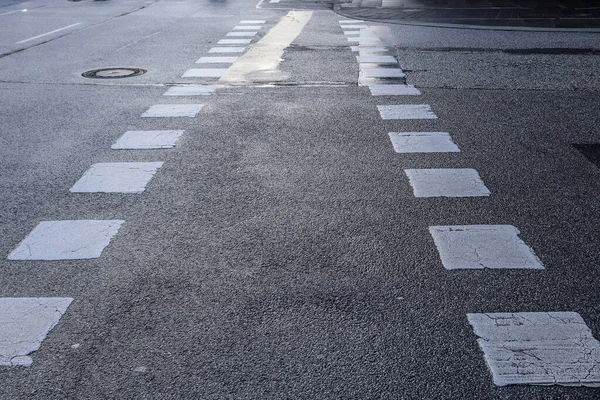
[[1, 0, 600, 398]]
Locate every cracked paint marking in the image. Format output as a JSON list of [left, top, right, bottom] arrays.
[[8, 220, 124, 260], [389, 132, 460, 153], [70, 162, 163, 193], [378, 105, 437, 120], [468, 312, 600, 387], [429, 225, 544, 270], [0, 298, 73, 366], [112, 131, 184, 149]]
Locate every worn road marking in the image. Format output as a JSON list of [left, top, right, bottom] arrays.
[[369, 84, 421, 96], [341, 24, 368, 29], [16, 23, 82, 44], [218, 38, 252, 45], [468, 312, 600, 386], [112, 130, 184, 149], [70, 162, 163, 193], [226, 31, 257, 37], [340, 20, 364, 23], [220, 11, 312, 84], [348, 37, 382, 43], [196, 56, 238, 64], [142, 104, 204, 117], [429, 225, 544, 269], [0, 9, 28, 16], [356, 55, 397, 64], [388, 132, 460, 153], [163, 85, 216, 96], [0, 298, 73, 366], [8, 220, 124, 260], [405, 168, 489, 197], [209, 47, 246, 53], [361, 68, 405, 78], [182, 68, 229, 78], [240, 20, 266, 24], [233, 26, 262, 30], [378, 105, 437, 119], [351, 46, 387, 52]]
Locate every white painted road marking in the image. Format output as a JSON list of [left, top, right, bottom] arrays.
[[369, 85, 421, 96], [8, 220, 124, 260], [163, 85, 216, 96], [378, 105, 437, 120], [339, 20, 364, 23], [404, 168, 490, 197], [0, 298, 73, 366], [233, 26, 262, 30], [360, 68, 405, 78], [182, 68, 229, 78], [142, 104, 204, 118], [356, 55, 397, 64], [16, 23, 82, 44], [196, 56, 238, 64], [226, 32, 257, 37], [220, 11, 312, 84], [467, 312, 600, 386], [341, 25, 369, 29], [209, 47, 246, 53], [239, 20, 266, 24], [429, 225, 544, 270], [218, 38, 252, 45], [0, 9, 28, 16], [347, 37, 382, 43], [112, 130, 184, 149], [388, 132, 460, 153], [70, 162, 163, 193], [352, 46, 387, 52]]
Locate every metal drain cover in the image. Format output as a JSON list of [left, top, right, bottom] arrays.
[[82, 68, 146, 79]]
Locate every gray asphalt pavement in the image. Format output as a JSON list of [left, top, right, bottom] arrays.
[[1, 0, 600, 398]]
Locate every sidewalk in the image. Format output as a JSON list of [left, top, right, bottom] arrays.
[[336, 0, 600, 29]]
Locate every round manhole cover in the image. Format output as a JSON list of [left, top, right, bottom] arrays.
[[82, 68, 146, 79]]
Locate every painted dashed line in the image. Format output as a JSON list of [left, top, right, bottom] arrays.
[[196, 56, 238, 64], [369, 84, 421, 96], [356, 55, 397, 64], [112, 130, 184, 149], [239, 20, 266, 24], [208, 46, 246, 53], [388, 132, 460, 153], [163, 85, 216, 96], [233, 26, 262, 30], [182, 68, 229, 78], [429, 225, 544, 270], [218, 38, 252, 45], [0, 297, 73, 366], [405, 168, 490, 198], [142, 104, 204, 118], [70, 162, 163, 194], [226, 31, 257, 37], [8, 220, 124, 261], [467, 312, 600, 386], [377, 104, 437, 120], [360, 68, 405, 78]]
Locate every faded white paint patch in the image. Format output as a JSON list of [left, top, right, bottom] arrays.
[[344, 30, 377, 37], [347, 37, 382, 43], [163, 85, 216, 96], [339, 20, 364, 23], [378, 105, 437, 120], [368, 84, 421, 96], [405, 168, 490, 197], [429, 225, 544, 270], [196, 57, 238, 64], [233, 26, 262, 30], [220, 11, 312, 84], [70, 162, 163, 193], [467, 312, 600, 387], [239, 20, 266, 24], [226, 31, 257, 37], [142, 104, 204, 118], [112, 130, 184, 150], [360, 68, 405, 78], [182, 68, 229, 78], [0, 298, 73, 366], [208, 47, 246, 53], [218, 38, 252, 45], [352, 46, 388, 52], [388, 132, 460, 153], [356, 55, 397, 63], [8, 220, 124, 260], [341, 24, 368, 29]]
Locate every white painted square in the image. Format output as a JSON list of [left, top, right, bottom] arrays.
[[163, 85, 216, 96], [348, 37, 382, 43], [361, 68, 405, 78], [378, 105, 437, 120], [467, 312, 600, 386], [239, 20, 266, 24], [196, 56, 238, 64], [368, 84, 421, 96], [356, 55, 397, 64], [388, 132, 460, 153], [70, 162, 163, 193], [112, 130, 184, 150], [405, 168, 490, 197], [142, 104, 204, 118], [352, 46, 388, 52], [429, 225, 544, 269], [233, 26, 261, 30], [182, 68, 228, 78], [8, 220, 124, 260], [0, 297, 73, 366], [218, 39, 252, 45], [208, 47, 246, 53], [226, 31, 257, 37]]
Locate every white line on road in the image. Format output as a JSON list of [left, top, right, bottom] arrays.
[[388, 132, 460, 153], [70, 162, 163, 193], [142, 104, 204, 118], [378, 104, 437, 119], [405, 168, 490, 197], [16, 23, 82, 44], [0, 9, 27, 16], [182, 68, 229, 78]]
